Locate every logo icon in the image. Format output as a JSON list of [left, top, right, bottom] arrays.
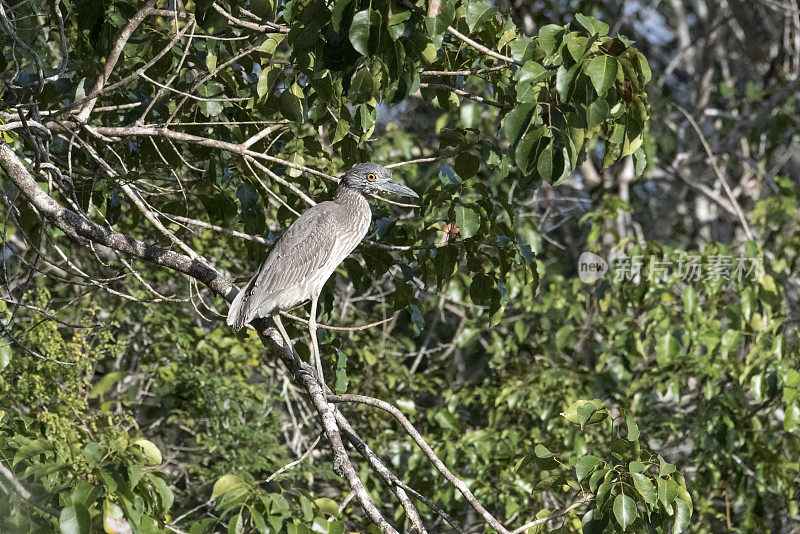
[[578, 252, 608, 283]]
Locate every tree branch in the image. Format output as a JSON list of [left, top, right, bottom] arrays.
[[328, 393, 512, 534], [75, 0, 157, 121]]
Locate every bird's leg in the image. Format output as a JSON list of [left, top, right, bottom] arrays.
[[272, 314, 297, 359], [309, 296, 324, 385]]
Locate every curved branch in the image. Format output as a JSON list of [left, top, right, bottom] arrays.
[[328, 393, 512, 534]]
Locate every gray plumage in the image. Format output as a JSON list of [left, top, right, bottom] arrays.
[[227, 163, 418, 348]]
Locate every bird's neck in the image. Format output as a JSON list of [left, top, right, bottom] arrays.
[[334, 185, 368, 207]]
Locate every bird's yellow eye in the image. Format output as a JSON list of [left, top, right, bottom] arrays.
[[366, 173, 377, 181]]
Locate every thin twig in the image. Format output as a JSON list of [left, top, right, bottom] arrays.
[[279, 311, 397, 332], [262, 434, 321, 483], [675, 105, 755, 241], [509, 493, 593, 534], [328, 394, 512, 534]]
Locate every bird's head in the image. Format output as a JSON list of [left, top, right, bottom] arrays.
[[339, 162, 418, 198]]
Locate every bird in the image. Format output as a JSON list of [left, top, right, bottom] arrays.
[[227, 162, 418, 383]]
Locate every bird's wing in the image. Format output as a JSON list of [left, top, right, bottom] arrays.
[[252, 202, 341, 294], [227, 202, 340, 329]]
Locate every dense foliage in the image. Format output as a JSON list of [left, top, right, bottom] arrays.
[[1, 0, 798, 532]]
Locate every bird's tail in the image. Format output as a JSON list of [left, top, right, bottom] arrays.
[[227, 279, 279, 331], [226, 281, 253, 331]]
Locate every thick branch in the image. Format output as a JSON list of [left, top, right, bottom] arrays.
[[0, 141, 231, 297]]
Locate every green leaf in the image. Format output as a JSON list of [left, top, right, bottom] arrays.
[[150, 475, 174, 511], [562, 36, 586, 64], [682, 286, 698, 316], [252, 509, 269, 534], [556, 62, 580, 100], [631, 473, 657, 505], [538, 24, 564, 55], [625, 413, 640, 442], [629, 461, 646, 474], [349, 9, 380, 56], [510, 35, 535, 62], [537, 139, 564, 183], [589, 468, 609, 492], [0, 345, 10, 370], [633, 147, 647, 175], [586, 55, 618, 96], [596, 480, 614, 509], [433, 244, 458, 284], [586, 99, 609, 129], [454, 204, 480, 239], [455, 152, 480, 178], [257, 65, 279, 98], [561, 399, 608, 426], [133, 438, 162, 466], [206, 51, 217, 72], [89, 371, 125, 399], [577, 400, 608, 429], [211, 474, 250, 500], [465, 1, 494, 33], [198, 82, 224, 117], [332, 118, 350, 144], [630, 49, 652, 85], [613, 494, 637, 530], [516, 62, 554, 85], [720, 329, 741, 354], [656, 333, 679, 366], [300, 495, 313, 521], [13, 439, 52, 465], [672, 499, 692, 533], [514, 127, 545, 175], [470, 273, 496, 305], [535, 474, 565, 490], [658, 477, 679, 508], [575, 455, 603, 481], [259, 33, 285, 55], [82, 442, 102, 463], [534, 444, 554, 458], [388, 11, 411, 39], [349, 68, 374, 104], [659, 456, 676, 477], [315, 498, 340, 518], [60, 503, 90, 534], [280, 85, 304, 122], [103, 501, 129, 534], [582, 508, 608, 534], [331, 0, 353, 31], [575, 14, 609, 36], [228, 512, 244, 534], [426, 2, 454, 48], [504, 104, 536, 146], [270, 493, 291, 514]]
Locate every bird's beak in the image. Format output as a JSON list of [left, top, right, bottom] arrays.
[[378, 178, 419, 198]]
